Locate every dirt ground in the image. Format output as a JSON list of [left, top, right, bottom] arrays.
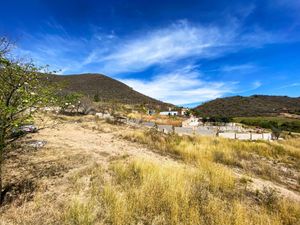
[[0, 115, 299, 224], [0, 115, 182, 224]]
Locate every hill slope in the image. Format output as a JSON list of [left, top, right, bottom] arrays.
[[195, 95, 300, 117], [48, 73, 171, 109]]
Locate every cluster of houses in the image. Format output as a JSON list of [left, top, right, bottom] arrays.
[[148, 107, 188, 116], [95, 108, 274, 141], [151, 107, 274, 140]]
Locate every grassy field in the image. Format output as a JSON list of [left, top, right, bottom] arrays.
[[1, 115, 300, 225], [63, 129, 300, 225], [123, 129, 300, 190], [64, 159, 300, 225], [233, 116, 300, 133], [127, 112, 184, 126]]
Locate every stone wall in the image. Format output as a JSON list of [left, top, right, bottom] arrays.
[[174, 127, 194, 135], [219, 132, 272, 140], [96, 115, 273, 141]]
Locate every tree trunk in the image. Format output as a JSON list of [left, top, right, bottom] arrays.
[[0, 128, 5, 205], [0, 145, 3, 205], [0, 147, 2, 205]]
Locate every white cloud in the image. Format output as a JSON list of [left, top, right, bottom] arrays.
[[230, 80, 262, 94], [15, 20, 284, 76], [12, 20, 288, 104], [86, 20, 281, 75], [221, 63, 258, 73], [252, 81, 262, 89], [120, 65, 236, 105], [279, 82, 300, 89], [13, 32, 89, 74], [96, 21, 236, 74]]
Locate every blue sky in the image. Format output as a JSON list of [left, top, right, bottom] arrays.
[[1, 0, 300, 106]]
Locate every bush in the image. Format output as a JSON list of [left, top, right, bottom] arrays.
[[235, 117, 300, 133]]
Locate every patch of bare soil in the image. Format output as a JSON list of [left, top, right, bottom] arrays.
[[235, 156, 300, 193], [234, 169, 300, 202]]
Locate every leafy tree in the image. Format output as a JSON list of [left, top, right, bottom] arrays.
[[190, 109, 202, 117], [57, 92, 82, 114], [93, 91, 100, 102], [0, 38, 55, 204], [269, 121, 282, 140], [184, 110, 191, 117]]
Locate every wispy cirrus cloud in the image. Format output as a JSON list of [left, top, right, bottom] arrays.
[[16, 20, 285, 76], [120, 65, 237, 105], [220, 63, 258, 73], [279, 82, 300, 89], [87, 20, 281, 75], [14, 32, 90, 73], [13, 20, 287, 104], [252, 81, 262, 89], [97, 21, 235, 75]]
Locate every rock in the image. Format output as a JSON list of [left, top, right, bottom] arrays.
[[27, 140, 47, 148]]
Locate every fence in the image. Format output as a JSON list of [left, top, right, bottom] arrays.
[[219, 132, 272, 140], [98, 115, 273, 141]]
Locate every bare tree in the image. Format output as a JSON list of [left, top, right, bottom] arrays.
[[0, 37, 11, 57], [80, 96, 95, 115]]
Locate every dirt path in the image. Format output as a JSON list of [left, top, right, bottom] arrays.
[[7, 118, 300, 203], [36, 121, 178, 167], [233, 170, 300, 202], [15, 119, 181, 199]]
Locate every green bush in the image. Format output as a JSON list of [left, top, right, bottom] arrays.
[[235, 117, 300, 133]]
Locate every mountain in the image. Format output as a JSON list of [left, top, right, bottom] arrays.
[[48, 73, 171, 109], [195, 95, 300, 117]]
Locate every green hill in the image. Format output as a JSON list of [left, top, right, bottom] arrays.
[[195, 95, 300, 117], [48, 73, 172, 109]]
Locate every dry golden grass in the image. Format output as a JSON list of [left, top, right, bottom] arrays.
[[122, 129, 300, 187], [64, 159, 300, 225], [128, 112, 184, 126], [51, 127, 300, 225], [1, 115, 300, 225]]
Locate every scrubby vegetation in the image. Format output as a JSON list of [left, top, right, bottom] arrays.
[[123, 129, 300, 193], [128, 112, 184, 126], [63, 160, 297, 225], [1, 115, 300, 225], [0, 38, 57, 204], [234, 117, 300, 133], [195, 95, 300, 117], [48, 74, 172, 109], [62, 157, 300, 225]]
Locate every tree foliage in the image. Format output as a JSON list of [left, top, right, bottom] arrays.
[[195, 95, 300, 117], [235, 117, 300, 133], [57, 92, 82, 114], [0, 37, 55, 204], [93, 91, 100, 102]]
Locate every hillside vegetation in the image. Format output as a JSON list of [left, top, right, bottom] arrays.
[[48, 73, 172, 109], [2, 115, 299, 225], [234, 117, 300, 133], [195, 95, 300, 117]]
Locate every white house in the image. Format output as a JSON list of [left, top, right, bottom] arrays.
[[179, 108, 189, 116], [159, 111, 178, 116], [182, 116, 201, 127]]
